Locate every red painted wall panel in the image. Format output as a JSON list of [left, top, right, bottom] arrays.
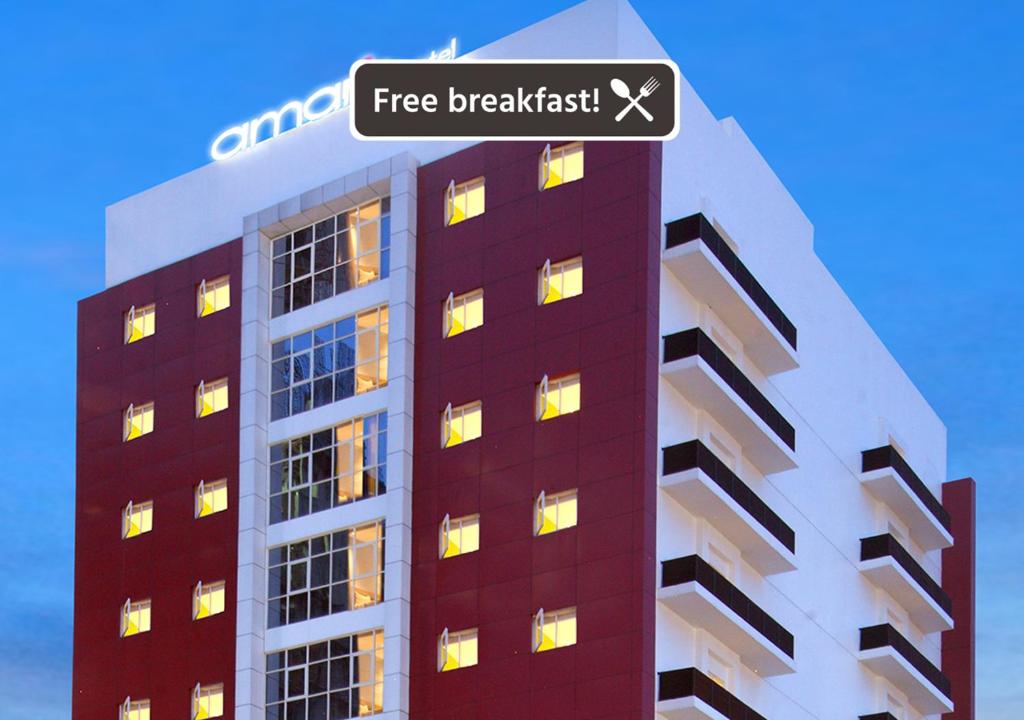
[[411, 141, 661, 719], [942, 477, 976, 720], [74, 239, 242, 719]]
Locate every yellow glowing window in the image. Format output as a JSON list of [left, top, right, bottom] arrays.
[[532, 606, 577, 652], [122, 500, 153, 538], [539, 256, 583, 305], [195, 479, 228, 518], [196, 378, 229, 418], [124, 303, 156, 344], [537, 373, 581, 421], [445, 177, 485, 226], [193, 580, 226, 620], [443, 289, 484, 338], [540, 142, 584, 190], [355, 305, 389, 395], [123, 402, 154, 441], [438, 627, 478, 672], [534, 489, 578, 536], [197, 276, 231, 318], [439, 513, 480, 559], [442, 401, 482, 448], [192, 683, 224, 720], [120, 598, 151, 637], [120, 698, 150, 720]]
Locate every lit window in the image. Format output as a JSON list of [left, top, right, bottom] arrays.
[[124, 303, 156, 344], [532, 607, 577, 652], [271, 198, 391, 318], [540, 142, 584, 190], [192, 683, 224, 720], [122, 500, 153, 538], [439, 513, 480, 559], [443, 289, 484, 338], [269, 412, 387, 524], [266, 630, 384, 719], [195, 479, 228, 518], [268, 522, 384, 628], [120, 698, 150, 720], [197, 276, 230, 318], [444, 177, 485, 226], [442, 401, 482, 448], [196, 378, 229, 418], [123, 402, 154, 442], [120, 598, 151, 637], [537, 373, 581, 421], [270, 305, 389, 421], [193, 580, 226, 620], [538, 256, 583, 305], [438, 627, 478, 672], [534, 489, 578, 536]]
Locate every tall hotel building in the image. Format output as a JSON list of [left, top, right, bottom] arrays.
[[74, 2, 976, 720]]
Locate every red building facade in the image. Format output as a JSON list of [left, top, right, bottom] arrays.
[[74, 239, 242, 719], [408, 141, 662, 719]]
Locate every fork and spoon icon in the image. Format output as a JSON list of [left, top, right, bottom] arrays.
[[610, 76, 660, 122]]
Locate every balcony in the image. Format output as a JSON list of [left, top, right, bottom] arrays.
[[661, 440, 796, 575], [659, 556, 795, 676], [858, 624, 953, 715], [860, 534, 953, 633], [664, 213, 798, 376], [860, 446, 952, 551], [657, 668, 767, 720], [662, 329, 797, 475]]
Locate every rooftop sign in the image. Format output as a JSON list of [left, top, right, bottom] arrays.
[[210, 39, 457, 161]]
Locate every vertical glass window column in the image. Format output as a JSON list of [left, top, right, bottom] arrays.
[[271, 306, 389, 421], [265, 630, 384, 720], [271, 198, 391, 318], [269, 412, 388, 524], [268, 522, 385, 628]]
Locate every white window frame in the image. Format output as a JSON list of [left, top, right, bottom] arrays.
[[195, 479, 229, 519], [196, 377, 229, 418], [539, 141, 584, 190], [438, 627, 478, 672], [536, 372, 581, 421], [122, 499, 153, 539], [124, 303, 156, 344], [442, 401, 482, 448], [123, 402, 154, 441], [538, 255, 583, 305], [532, 606, 577, 652], [120, 597, 151, 637], [191, 682, 224, 720], [197, 275, 231, 318], [439, 513, 481, 559], [443, 288, 484, 338], [444, 177, 486, 226], [193, 580, 226, 620], [534, 488, 579, 536], [120, 697, 150, 720]]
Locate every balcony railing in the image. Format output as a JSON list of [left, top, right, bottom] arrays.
[[662, 555, 794, 658], [658, 668, 767, 720], [664, 440, 795, 553], [862, 446, 950, 531], [664, 329, 796, 451], [665, 213, 797, 350], [861, 534, 951, 615], [860, 624, 951, 699]]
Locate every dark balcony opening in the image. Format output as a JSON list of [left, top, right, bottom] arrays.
[[658, 668, 767, 720], [665, 213, 797, 350], [861, 446, 951, 531], [663, 328, 796, 451], [859, 714, 900, 720], [860, 534, 952, 614], [663, 440, 795, 553], [661, 555, 794, 658], [859, 623, 951, 698]]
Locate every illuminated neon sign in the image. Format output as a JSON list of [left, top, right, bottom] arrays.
[[210, 38, 457, 161]]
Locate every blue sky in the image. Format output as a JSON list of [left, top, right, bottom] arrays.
[[1, 0, 1019, 717]]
